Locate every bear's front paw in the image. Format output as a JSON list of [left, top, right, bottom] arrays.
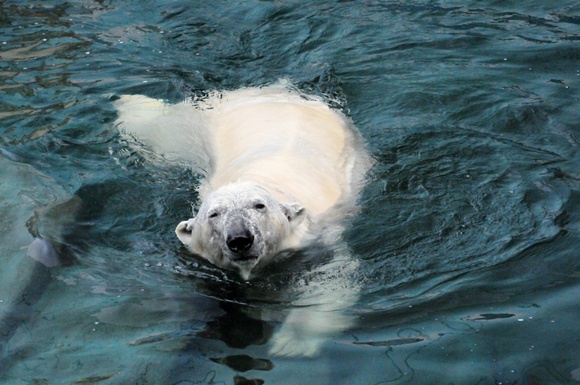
[[269, 326, 325, 357], [268, 305, 356, 357]]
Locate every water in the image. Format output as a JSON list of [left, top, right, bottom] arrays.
[[1, 1, 579, 384]]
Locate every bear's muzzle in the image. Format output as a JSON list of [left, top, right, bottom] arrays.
[[226, 224, 257, 262]]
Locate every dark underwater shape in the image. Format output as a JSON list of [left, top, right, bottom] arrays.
[[210, 354, 274, 372], [233, 375, 265, 385]]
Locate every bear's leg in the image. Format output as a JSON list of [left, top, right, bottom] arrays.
[[269, 240, 360, 357]]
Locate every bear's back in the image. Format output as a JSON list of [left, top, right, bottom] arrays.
[[205, 97, 365, 216]]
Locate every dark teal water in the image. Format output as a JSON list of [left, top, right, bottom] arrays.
[[1, 1, 579, 384]]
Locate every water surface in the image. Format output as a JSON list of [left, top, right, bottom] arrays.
[[1, 1, 579, 384]]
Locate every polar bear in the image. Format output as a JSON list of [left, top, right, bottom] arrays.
[[114, 83, 372, 356]]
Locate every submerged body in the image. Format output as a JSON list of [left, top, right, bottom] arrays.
[[114, 84, 372, 356]]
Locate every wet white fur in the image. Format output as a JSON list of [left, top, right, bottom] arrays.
[[114, 83, 372, 357]]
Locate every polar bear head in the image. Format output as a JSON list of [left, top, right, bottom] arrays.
[[176, 183, 306, 280]]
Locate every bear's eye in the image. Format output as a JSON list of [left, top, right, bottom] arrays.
[[254, 203, 266, 210], [208, 211, 219, 219]]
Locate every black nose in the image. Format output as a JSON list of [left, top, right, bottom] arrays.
[[226, 229, 254, 253]]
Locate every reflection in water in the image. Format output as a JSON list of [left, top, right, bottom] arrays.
[[211, 354, 274, 373], [197, 302, 274, 349]]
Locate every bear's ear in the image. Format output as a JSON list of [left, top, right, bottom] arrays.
[[175, 218, 195, 245], [282, 202, 306, 227]]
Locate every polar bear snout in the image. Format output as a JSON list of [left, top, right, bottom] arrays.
[[226, 227, 255, 255]]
